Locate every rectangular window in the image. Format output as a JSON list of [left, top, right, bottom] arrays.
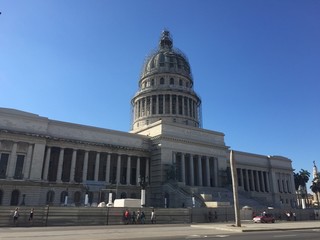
[[14, 154, 25, 179], [0, 153, 9, 179]]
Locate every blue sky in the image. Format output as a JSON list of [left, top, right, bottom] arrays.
[[1, 0, 319, 180]]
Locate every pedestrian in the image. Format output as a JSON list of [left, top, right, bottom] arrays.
[[136, 210, 141, 224], [131, 211, 136, 224], [141, 211, 146, 224], [28, 208, 34, 223], [293, 212, 296, 221], [124, 209, 130, 224], [208, 211, 212, 222], [13, 208, 19, 226], [151, 208, 156, 224]]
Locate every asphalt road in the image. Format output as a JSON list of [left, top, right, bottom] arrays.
[[0, 225, 320, 240]]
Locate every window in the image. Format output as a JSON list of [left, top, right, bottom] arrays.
[[170, 78, 174, 85], [74, 191, 81, 206], [14, 155, 24, 179], [46, 190, 55, 205], [151, 79, 154, 86], [60, 191, 68, 204], [179, 79, 183, 86], [0, 153, 9, 179], [159, 54, 165, 66], [121, 192, 127, 199], [160, 78, 165, 85], [10, 190, 20, 206]]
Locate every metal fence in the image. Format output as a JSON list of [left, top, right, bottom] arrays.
[[0, 206, 318, 227]]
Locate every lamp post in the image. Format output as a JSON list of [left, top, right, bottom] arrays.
[[138, 175, 149, 207]]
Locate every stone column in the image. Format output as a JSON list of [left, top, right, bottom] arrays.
[[94, 152, 100, 181], [145, 157, 149, 179], [265, 172, 270, 192], [150, 96, 153, 115], [181, 153, 186, 184], [163, 95, 166, 114], [56, 148, 64, 182], [7, 142, 17, 178], [169, 94, 172, 114], [126, 155, 131, 185], [175, 95, 179, 115], [190, 100, 194, 118], [156, 96, 159, 114], [136, 157, 140, 185], [197, 155, 203, 186], [214, 157, 219, 187], [206, 156, 210, 187], [145, 97, 148, 116], [82, 151, 89, 182], [245, 169, 250, 191], [182, 96, 185, 116], [238, 168, 244, 189], [250, 170, 254, 191], [23, 144, 33, 179], [189, 154, 194, 186], [261, 171, 266, 192], [116, 154, 121, 184], [43, 146, 51, 181], [256, 171, 261, 192], [70, 149, 77, 182], [105, 153, 111, 183]]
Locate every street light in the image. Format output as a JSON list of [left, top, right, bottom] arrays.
[[138, 175, 149, 207]]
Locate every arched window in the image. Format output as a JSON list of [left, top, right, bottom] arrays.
[[160, 78, 165, 85], [60, 191, 68, 204], [46, 190, 55, 205], [10, 189, 20, 206], [120, 192, 127, 199], [170, 78, 174, 85], [74, 191, 81, 206]]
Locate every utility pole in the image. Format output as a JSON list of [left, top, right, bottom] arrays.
[[230, 150, 241, 227]]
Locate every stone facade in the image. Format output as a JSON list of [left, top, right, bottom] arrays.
[[0, 31, 296, 208]]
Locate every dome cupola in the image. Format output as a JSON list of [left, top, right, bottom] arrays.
[[131, 30, 202, 132]]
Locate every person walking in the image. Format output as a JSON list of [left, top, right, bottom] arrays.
[[141, 211, 146, 224], [28, 208, 34, 224], [151, 209, 156, 224], [131, 211, 136, 224], [13, 208, 19, 226]]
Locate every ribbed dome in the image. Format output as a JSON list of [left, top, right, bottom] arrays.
[[140, 30, 193, 81]]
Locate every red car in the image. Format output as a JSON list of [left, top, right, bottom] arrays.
[[253, 213, 275, 223]]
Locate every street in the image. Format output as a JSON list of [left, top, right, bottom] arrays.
[[0, 224, 320, 240]]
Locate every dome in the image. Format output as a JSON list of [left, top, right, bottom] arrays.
[[140, 30, 193, 81]]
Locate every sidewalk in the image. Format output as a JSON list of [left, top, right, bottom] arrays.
[[192, 220, 320, 232]]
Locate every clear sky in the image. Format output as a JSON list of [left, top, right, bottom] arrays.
[[1, 0, 319, 180]]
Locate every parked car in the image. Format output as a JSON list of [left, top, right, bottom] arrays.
[[253, 213, 275, 223]]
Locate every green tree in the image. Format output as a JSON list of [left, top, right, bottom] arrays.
[[310, 172, 320, 207], [294, 169, 310, 208]]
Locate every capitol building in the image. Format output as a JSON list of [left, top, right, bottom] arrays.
[[0, 31, 296, 208]]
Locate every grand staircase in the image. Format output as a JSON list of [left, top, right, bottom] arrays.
[[163, 183, 268, 209]]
